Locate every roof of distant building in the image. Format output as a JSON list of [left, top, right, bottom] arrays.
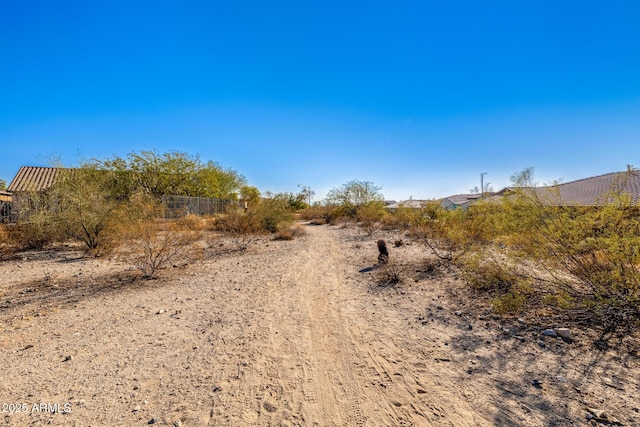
[[7, 166, 61, 193], [494, 170, 640, 206]]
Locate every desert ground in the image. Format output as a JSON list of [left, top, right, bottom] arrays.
[[1, 223, 638, 426]]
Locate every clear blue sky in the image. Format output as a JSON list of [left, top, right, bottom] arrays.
[[2, 1, 639, 201]]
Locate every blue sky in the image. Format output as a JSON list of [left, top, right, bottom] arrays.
[[2, 1, 639, 201]]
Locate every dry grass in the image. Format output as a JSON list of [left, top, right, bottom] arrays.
[[0, 224, 13, 259], [375, 262, 404, 289], [273, 224, 307, 241], [176, 213, 212, 231]]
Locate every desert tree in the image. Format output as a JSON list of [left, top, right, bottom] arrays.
[[326, 180, 384, 217], [50, 167, 120, 253], [240, 186, 261, 208], [90, 150, 246, 200], [196, 161, 247, 199]]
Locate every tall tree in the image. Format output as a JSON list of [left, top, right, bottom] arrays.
[[326, 180, 384, 217], [91, 150, 246, 199]]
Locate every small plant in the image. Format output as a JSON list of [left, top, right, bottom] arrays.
[[116, 192, 201, 278], [0, 224, 15, 259], [273, 224, 306, 241], [121, 220, 199, 279], [375, 262, 404, 288], [461, 256, 521, 292], [176, 213, 209, 231], [492, 291, 528, 315]]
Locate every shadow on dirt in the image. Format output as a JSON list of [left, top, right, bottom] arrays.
[[0, 269, 157, 322]]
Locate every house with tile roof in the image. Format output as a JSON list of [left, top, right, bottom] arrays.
[[493, 170, 640, 206], [440, 193, 483, 211]]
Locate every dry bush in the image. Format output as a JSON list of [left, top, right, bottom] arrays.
[[309, 218, 327, 225], [119, 220, 200, 279], [497, 182, 640, 333], [300, 204, 345, 225], [357, 202, 386, 236], [381, 205, 430, 231], [114, 193, 201, 278], [273, 224, 306, 241], [417, 257, 448, 278], [375, 262, 404, 288], [297, 205, 343, 227], [176, 213, 209, 231], [0, 224, 15, 259], [214, 194, 294, 235], [492, 291, 528, 315], [408, 204, 491, 264], [13, 213, 59, 251], [213, 210, 266, 236], [460, 254, 534, 315], [11, 192, 60, 250], [461, 255, 522, 292]]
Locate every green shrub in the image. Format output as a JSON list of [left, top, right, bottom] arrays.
[[461, 255, 523, 292], [214, 193, 294, 235], [51, 168, 120, 254], [492, 291, 528, 315], [357, 202, 386, 235]]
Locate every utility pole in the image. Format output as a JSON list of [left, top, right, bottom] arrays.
[[481, 173, 488, 198]]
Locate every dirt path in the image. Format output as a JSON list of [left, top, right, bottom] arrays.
[[1, 224, 638, 426], [228, 225, 484, 426]]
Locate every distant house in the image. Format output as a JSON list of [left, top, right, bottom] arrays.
[[385, 199, 431, 212], [493, 170, 640, 206], [440, 194, 483, 211], [3, 166, 62, 222]]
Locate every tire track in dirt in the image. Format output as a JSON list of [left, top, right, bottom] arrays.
[[290, 225, 488, 427], [292, 226, 367, 426]]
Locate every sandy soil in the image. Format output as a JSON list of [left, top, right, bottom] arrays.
[[1, 223, 639, 426]]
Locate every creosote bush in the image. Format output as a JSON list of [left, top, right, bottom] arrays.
[[357, 202, 386, 236], [214, 192, 296, 236]]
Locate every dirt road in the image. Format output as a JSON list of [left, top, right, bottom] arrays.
[[220, 225, 484, 427], [1, 224, 638, 426]]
